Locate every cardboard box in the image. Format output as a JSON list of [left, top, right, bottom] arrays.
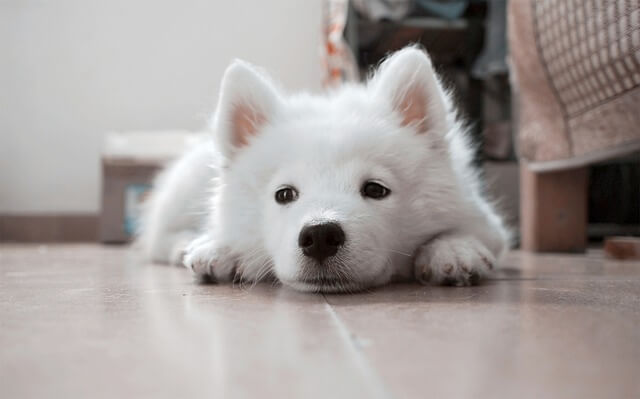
[[100, 131, 205, 243]]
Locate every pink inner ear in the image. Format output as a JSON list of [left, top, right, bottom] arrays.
[[231, 103, 266, 148], [395, 85, 429, 133]]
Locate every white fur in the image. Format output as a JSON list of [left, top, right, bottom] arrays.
[[138, 47, 509, 292]]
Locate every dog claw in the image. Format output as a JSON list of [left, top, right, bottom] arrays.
[[481, 256, 494, 270], [420, 268, 432, 283]]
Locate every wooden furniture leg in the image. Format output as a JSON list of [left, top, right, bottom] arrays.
[[520, 165, 589, 252]]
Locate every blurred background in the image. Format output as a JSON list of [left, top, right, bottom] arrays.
[[1, 0, 639, 253], [0, 0, 322, 216]]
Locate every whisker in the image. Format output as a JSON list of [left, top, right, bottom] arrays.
[[381, 248, 413, 257]]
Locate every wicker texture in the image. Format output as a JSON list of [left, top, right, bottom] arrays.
[[509, 0, 640, 170]]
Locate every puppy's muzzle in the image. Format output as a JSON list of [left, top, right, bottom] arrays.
[[298, 222, 346, 263]]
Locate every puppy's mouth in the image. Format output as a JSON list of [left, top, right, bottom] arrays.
[[287, 271, 363, 293], [300, 277, 343, 285], [281, 253, 364, 293], [288, 278, 361, 293]]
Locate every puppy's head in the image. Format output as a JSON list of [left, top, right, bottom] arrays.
[[212, 48, 460, 292]]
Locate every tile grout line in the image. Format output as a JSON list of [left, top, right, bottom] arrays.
[[322, 296, 393, 399]]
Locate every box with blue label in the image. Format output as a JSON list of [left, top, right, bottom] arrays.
[[100, 131, 205, 243]]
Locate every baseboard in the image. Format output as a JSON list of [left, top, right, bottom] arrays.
[[0, 214, 99, 242]]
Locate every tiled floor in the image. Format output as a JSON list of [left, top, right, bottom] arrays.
[[1, 244, 639, 398]]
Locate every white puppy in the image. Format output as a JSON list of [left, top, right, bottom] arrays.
[[138, 47, 509, 293]]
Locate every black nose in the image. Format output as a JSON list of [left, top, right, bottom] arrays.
[[298, 222, 346, 262]]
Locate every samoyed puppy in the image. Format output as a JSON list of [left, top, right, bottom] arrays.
[[138, 47, 509, 293]]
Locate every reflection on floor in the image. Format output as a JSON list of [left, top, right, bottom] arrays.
[[1, 244, 639, 398]]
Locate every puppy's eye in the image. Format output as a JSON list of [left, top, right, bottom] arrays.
[[275, 186, 298, 204], [362, 181, 390, 199]]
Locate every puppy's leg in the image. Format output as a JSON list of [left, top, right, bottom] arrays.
[[138, 144, 215, 264], [167, 231, 199, 265], [414, 233, 495, 286], [183, 234, 237, 282]]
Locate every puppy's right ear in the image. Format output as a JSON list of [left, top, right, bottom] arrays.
[[370, 47, 450, 135], [212, 60, 282, 159]]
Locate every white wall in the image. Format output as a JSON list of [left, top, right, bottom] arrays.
[[0, 0, 322, 213]]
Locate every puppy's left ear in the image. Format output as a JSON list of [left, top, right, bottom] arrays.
[[212, 60, 283, 159], [370, 47, 450, 134]]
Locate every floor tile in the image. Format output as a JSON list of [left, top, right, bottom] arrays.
[[324, 252, 640, 398], [0, 245, 379, 399]]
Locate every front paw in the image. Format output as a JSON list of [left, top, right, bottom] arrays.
[[183, 236, 235, 282], [414, 235, 495, 286]]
